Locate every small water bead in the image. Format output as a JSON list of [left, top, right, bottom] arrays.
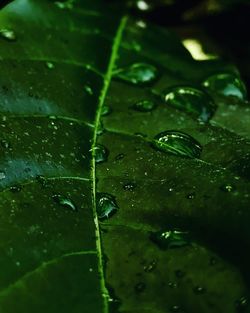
[[94, 144, 109, 164], [170, 305, 182, 312], [101, 105, 112, 116], [1, 139, 10, 148], [193, 286, 206, 295], [123, 182, 136, 191], [153, 130, 202, 159], [144, 260, 157, 272], [96, 193, 118, 220], [115, 153, 125, 161], [46, 62, 55, 69], [0, 28, 16, 41], [150, 230, 190, 249], [10, 185, 22, 193], [115, 63, 158, 85], [186, 192, 196, 199], [202, 73, 247, 100], [132, 99, 156, 112], [136, 0, 152, 11], [236, 296, 248, 312], [134, 282, 146, 293], [0, 171, 6, 180], [220, 184, 235, 193], [163, 86, 216, 123], [54, 0, 73, 9], [84, 85, 93, 95], [52, 194, 77, 211]]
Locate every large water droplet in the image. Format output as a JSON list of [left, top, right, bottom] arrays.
[[163, 86, 216, 122], [115, 63, 158, 85], [0, 28, 16, 41], [203, 73, 247, 100], [150, 230, 190, 249], [96, 193, 118, 220], [52, 195, 77, 211], [153, 130, 202, 159], [94, 144, 109, 163], [132, 99, 156, 112]]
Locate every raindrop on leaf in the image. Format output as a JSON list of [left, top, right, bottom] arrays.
[[163, 86, 216, 123], [203, 73, 247, 100], [115, 63, 158, 85], [132, 99, 156, 112], [52, 194, 77, 211], [96, 193, 118, 220], [153, 130, 202, 159]]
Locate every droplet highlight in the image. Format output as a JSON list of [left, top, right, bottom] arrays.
[[163, 86, 216, 122], [203, 73, 247, 100], [153, 130, 202, 159], [96, 193, 118, 220], [115, 63, 158, 85]]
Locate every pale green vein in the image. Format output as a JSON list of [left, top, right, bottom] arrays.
[[2, 114, 93, 128], [0, 58, 103, 77], [91, 15, 128, 313], [0, 176, 90, 195], [0, 251, 96, 298]]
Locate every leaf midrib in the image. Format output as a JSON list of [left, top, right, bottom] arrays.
[[90, 15, 128, 313]]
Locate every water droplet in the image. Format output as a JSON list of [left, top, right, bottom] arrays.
[[0, 171, 6, 180], [170, 305, 182, 312], [1, 139, 10, 148], [96, 193, 118, 220], [46, 62, 55, 69], [136, 0, 152, 11], [84, 85, 93, 95], [10, 185, 22, 193], [123, 182, 136, 191], [144, 260, 157, 272], [132, 99, 156, 112], [203, 73, 247, 100], [52, 195, 77, 211], [54, 0, 73, 9], [150, 230, 190, 249], [0, 28, 16, 41], [94, 144, 109, 163], [97, 121, 104, 136], [134, 282, 146, 293], [163, 86, 216, 122], [153, 130, 202, 159], [115, 63, 158, 85], [236, 296, 248, 312], [101, 105, 112, 116], [193, 286, 206, 294], [115, 153, 125, 161], [186, 192, 196, 199], [220, 184, 235, 192]]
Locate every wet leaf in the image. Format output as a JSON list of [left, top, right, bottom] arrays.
[[0, 1, 249, 313]]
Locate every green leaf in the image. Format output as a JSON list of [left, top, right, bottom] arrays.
[[0, 1, 249, 313]]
